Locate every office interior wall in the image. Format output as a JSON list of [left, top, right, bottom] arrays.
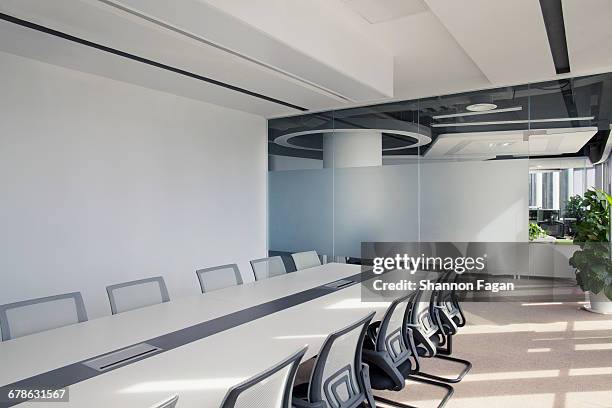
[[268, 169, 333, 255], [268, 159, 528, 258], [420, 159, 528, 242], [0, 51, 267, 318]]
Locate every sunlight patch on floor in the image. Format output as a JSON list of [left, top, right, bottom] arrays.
[[568, 366, 612, 376], [461, 369, 560, 382], [565, 390, 612, 407], [574, 343, 612, 351], [406, 393, 555, 408], [461, 322, 568, 334]]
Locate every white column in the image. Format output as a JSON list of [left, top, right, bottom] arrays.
[[322, 131, 382, 168]]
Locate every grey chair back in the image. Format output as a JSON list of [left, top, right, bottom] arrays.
[[307, 313, 375, 408], [106, 276, 170, 315], [376, 294, 414, 367], [196, 263, 243, 293], [291, 251, 321, 271], [220, 347, 307, 408], [0, 292, 88, 341], [150, 395, 178, 408], [410, 283, 439, 341], [250, 256, 287, 281]]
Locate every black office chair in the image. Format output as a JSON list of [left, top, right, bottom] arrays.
[[293, 313, 376, 408], [407, 273, 471, 384], [538, 220, 565, 238], [362, 294, 454, 408]]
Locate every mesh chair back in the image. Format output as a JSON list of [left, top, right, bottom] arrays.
[[250, 256, 287, 281], [151, 395, 178, 408], [220, 347, 307, 408], [376, 294, 414, 366], [309, 313, 375, 408], [196, 264, 243, 293], [106, 276, 170, 315], [291, 251, 321, 270], [0, 292, 88, 341], [436, 271, 466, 327], [410, 282, 439, 338]]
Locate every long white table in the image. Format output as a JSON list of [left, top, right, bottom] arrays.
[[1, 264, 403, 407]]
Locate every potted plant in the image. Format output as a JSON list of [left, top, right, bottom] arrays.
[[529, 222, 554, 242], [530, 222, 544, 240], [569, 188, 612, 314]]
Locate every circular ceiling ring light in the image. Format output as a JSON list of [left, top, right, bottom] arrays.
[[273, 118, 432, 152], [274, 128, 432, 152]]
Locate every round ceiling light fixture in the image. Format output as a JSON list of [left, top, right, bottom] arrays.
[[466, 103, 498, 112]]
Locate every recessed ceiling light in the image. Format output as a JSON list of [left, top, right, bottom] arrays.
[[466, 103, 498, 112]]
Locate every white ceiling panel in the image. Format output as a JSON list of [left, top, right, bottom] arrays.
[[424, 0, 556, 84], [368, 10, 490, 99], [200, 0, 394, 99], [562, 0, 612, 76], [0, 0, 367, 116], [342, 0, 429, 24], [425, 127, 597, 158], [0, 22, 290, 117]]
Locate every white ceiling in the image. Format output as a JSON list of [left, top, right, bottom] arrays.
[[342, 0, 429, 24], [0, 0, 611, 117]]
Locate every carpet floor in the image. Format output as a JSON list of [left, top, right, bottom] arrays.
[[373, 300, 612, 408]]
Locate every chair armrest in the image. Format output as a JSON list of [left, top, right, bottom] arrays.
[[362, 349, 405, 391], [406, 324, 436, 357], [434, 306, 458, 335]]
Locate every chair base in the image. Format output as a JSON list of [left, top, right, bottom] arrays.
[[373, 395, 418, 408], [373, 376, 454, 408], [413, 355, 472, 384]]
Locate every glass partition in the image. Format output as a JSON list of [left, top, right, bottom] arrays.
[[267, 73, 612, 278]]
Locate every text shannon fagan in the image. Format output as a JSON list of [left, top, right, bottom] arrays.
[[372, 253, 487, 274]]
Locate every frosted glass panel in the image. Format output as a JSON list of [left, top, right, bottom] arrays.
[[334, 164, 419, 258], [420, 159, 529, 242], [268, 168, 333, 256]]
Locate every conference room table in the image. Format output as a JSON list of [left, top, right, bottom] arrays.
[[0, 263, 409, 408]]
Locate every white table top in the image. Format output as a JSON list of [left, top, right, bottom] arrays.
[[28, 284, 391, 407], [0, 263, 361, 386], [3, 263, 405, 408]]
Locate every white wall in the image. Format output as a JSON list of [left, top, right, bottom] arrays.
[[0, 51, 267, 318]]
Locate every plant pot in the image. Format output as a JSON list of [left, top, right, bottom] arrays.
[[583, 291, 612, 314]]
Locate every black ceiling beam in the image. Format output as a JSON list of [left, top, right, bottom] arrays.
[[539, 0, 571, 74], [0, 12, 308, 112]]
